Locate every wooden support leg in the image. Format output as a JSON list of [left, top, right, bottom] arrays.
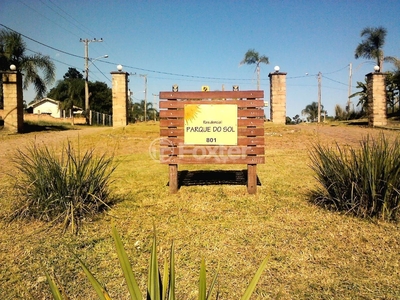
[[169, 164, 178, 193], [247, 164, 257, 194]]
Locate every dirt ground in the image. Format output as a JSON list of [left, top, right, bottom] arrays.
[[0, 126, 106, 177]]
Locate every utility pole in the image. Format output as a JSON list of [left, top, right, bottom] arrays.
[[80, 38, 103, 124], [318, 72, 322, 123], [152, 93, 159, 121], [347, 63, 352, 112], [139, 74, 147, 121]]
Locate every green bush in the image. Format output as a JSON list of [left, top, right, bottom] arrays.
[[309, 133, 400, 221], [46, 224, 269, 300], [10, 141, 116, 233]]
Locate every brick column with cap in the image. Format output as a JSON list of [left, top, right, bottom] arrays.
[[1, 71, 24, 133], [366, 72, 387, 126], [269, 71, 287, 124], [111, 71, 129, 127]]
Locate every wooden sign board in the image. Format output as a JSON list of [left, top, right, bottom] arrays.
[[159, 90, 265, 194]]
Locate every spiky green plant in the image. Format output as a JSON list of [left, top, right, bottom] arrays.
[[11, 141, 116, 233], [309, 133, 400, 221], [46, 224, 269, 299]]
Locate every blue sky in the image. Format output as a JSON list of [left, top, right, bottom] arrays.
[[1, 0, 400, 119]]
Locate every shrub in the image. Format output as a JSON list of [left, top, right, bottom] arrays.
[[10, 141, 116, 233], [309, 133, 400, 221], [46, 224, 269, 300]]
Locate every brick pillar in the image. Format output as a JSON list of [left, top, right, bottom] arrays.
[[269, 71, 287, 124], [366, 72, 387, 126], [111, 71, 129, 127], [1, 71, 24, 133]]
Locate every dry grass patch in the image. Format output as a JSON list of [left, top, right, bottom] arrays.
[[0, 122, 399, 299]]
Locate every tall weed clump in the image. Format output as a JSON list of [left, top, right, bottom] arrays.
[[11, 141, 116, 232], [46, 224, 269, 300], [309, 133, 400, 221]]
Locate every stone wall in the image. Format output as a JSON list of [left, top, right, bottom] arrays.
[[269, 72, 287, 124], [111, 71, 129, 127], [366, 72, 387, 126], [1, 71, 24, 133]]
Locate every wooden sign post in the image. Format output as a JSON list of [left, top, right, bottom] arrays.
[[159, 90, 265, 194]]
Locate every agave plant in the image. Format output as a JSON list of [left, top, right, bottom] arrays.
[[309, 133, 400, 221], [46, 224, 268, 299], [11, 141, 116, 233]]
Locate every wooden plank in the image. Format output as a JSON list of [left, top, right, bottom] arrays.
[[160, 119, 184, 127], [160, 90, 264, 100], [160, 146, 265, 155], [160, 128, 184, 136], [159, 99, 265, 109], [239, 128, 264, 136], [247, 164, 257, 194], [169, 164, 178, 193], [159, 109, 265, 119], [238, 110, 265, 117], [161, 156, 264, 164], [160, 127, 264, 137], [238, 119, 264, 126], [159, 110, 182, 118], [159, 137, 265, 146]]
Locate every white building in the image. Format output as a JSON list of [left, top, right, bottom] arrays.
[[28, 98, 83, 118]]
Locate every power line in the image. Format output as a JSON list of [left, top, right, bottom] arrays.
[[1, 24, 359, 87], [91, 62, 111, 83], [47, 0, 98, 38], [322, 75, 348, 86], [16, 0, 81, 39], [323, 65, 349, 75], [26, 48, 78, 68], [27, 48, 107, 84], [0, 23, 84, 59], [37, 0, 94, 38]]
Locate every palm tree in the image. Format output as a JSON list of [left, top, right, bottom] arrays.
[[0, 29, 56, 100], [349, 80, 368, 113], [240, 49, 269, 90], [131, 100, 156, 122], [385, 72, 399, 113], [301, 102, 322, 122], [355, 26, 387, 71], [385, 56, 400, 70]]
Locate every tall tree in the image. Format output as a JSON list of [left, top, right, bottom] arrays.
[[63, 67, 83, 80], [88, 81, 112, 114], [240, 49, 269, 90], [130, 100, 156, 122], [0, 29, 56, 100], [47, 76, 112, 115], [301, 102, 322, 122], [385, 72, 399, 114], [349, 80, 368, 113], [47, 78, 85, 111], [355, 26, 387, 71], [385, 56, 400, 114]]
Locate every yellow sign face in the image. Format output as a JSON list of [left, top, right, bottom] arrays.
[[184, 104, 237, 145]]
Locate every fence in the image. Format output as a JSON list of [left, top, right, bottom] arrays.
[[89, 110, 113, 126]]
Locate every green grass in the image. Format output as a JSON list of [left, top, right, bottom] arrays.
[[0, 122, 400, 299]]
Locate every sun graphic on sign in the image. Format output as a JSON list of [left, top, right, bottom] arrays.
[[184, 104, 201, 125]]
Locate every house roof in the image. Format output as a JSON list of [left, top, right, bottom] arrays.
[[28, 97, 59, 108], [28, 98, 83, 110]]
